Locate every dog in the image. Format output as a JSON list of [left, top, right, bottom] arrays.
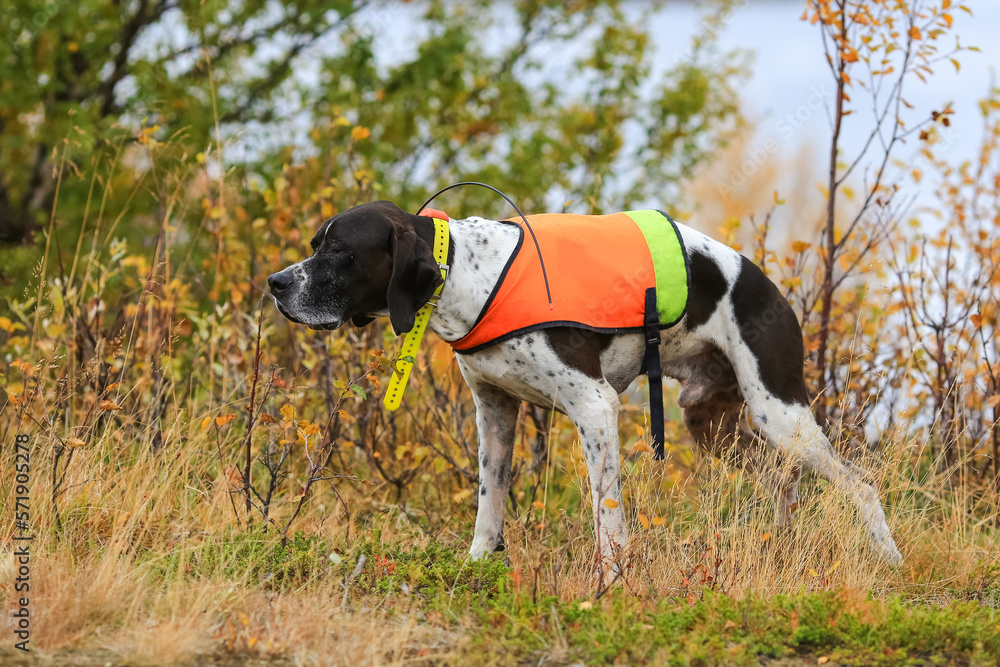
[[268, 200, 903, 573]]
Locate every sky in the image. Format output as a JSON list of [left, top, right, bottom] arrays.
[[637, 0, 999, 204]]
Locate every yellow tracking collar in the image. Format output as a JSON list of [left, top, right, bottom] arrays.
[[383, 214, 450, 410]]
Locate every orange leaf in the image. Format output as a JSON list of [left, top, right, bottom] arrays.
[[791, 241, 812, 254], [201, 417, 212, 431], [259, 413, 277, 424], [602, 498, 619, 509], [632, 441, 654, 454], [216, 414, 237, 427], [971, 314, 983, 328], [351, 126, 371, 141], [987, 395, 1000, 409], [910, 26, 922, 40], [100, 399, 122, 411], [638, 513, 650, 530]]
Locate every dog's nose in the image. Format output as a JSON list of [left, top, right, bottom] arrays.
[[267, 270, 293, 293]]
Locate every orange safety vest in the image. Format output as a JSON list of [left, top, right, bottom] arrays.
[[448, 210, 690, 354]]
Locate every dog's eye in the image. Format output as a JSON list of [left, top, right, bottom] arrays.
[[309, 238, 320, 251]]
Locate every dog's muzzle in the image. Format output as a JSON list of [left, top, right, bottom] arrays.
[[267, 268, 341, 330]]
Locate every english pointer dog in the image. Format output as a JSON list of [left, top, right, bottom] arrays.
[[268, 200, 903, 574]]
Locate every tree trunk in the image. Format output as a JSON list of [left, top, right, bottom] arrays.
[[815, 26, 847, 428]]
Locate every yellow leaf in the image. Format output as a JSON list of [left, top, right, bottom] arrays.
[[334, 116, 351, 127], [280, 404, 295, 423], [100, 400, 122, 411], [987, 395, 1000, 409], [201, 417, 212, 431], [837, 290, 856, 307], [637, 513, 650, 530], [66, 437, 87, 448], [602, 498, 619, 509], [0, 316, 13, 332], [842, 47, 859, 63], [248, 637, 258, 650], [761, 532, 771, 542], [321, 201, 334, 218], [809, 568, 819, 577], [216, 414, 236, 427], [910, 26, 922, 40], [651, 516, 666, 527], [579, 601, 594, 610], [828, 560, 841, 575], [942, 13, 953, 28], [791, 241, 811, 254], [818, 657, 830, 665], [351, 126, 371, 141]]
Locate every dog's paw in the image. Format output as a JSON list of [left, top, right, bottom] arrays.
[[468, 535, 503, 561]]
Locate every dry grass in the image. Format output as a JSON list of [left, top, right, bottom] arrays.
[[3, 383, 999, 665]]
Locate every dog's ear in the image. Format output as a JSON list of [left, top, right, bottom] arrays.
[[351, 315, 375, 327], [386, 221, 442, 334]]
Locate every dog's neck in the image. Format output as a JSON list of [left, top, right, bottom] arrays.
[[421, 216, 520, 343]]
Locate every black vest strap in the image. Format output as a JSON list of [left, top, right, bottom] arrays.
[[643, 287, 665, 460]]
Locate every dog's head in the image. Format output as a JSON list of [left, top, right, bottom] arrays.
[[267, 200, 443, 334]]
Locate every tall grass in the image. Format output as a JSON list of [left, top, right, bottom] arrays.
[[2, 124, 999, 665]]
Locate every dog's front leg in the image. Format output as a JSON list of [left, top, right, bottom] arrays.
[[467, 383, 520, 560], [566, 381, 628, 580]]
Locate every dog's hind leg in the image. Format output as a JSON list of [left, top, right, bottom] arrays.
[[718, 256, 902, 563], [466, 381, 521, 560], [681, 386, 800, 526], [672, 349, 801, 527]]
